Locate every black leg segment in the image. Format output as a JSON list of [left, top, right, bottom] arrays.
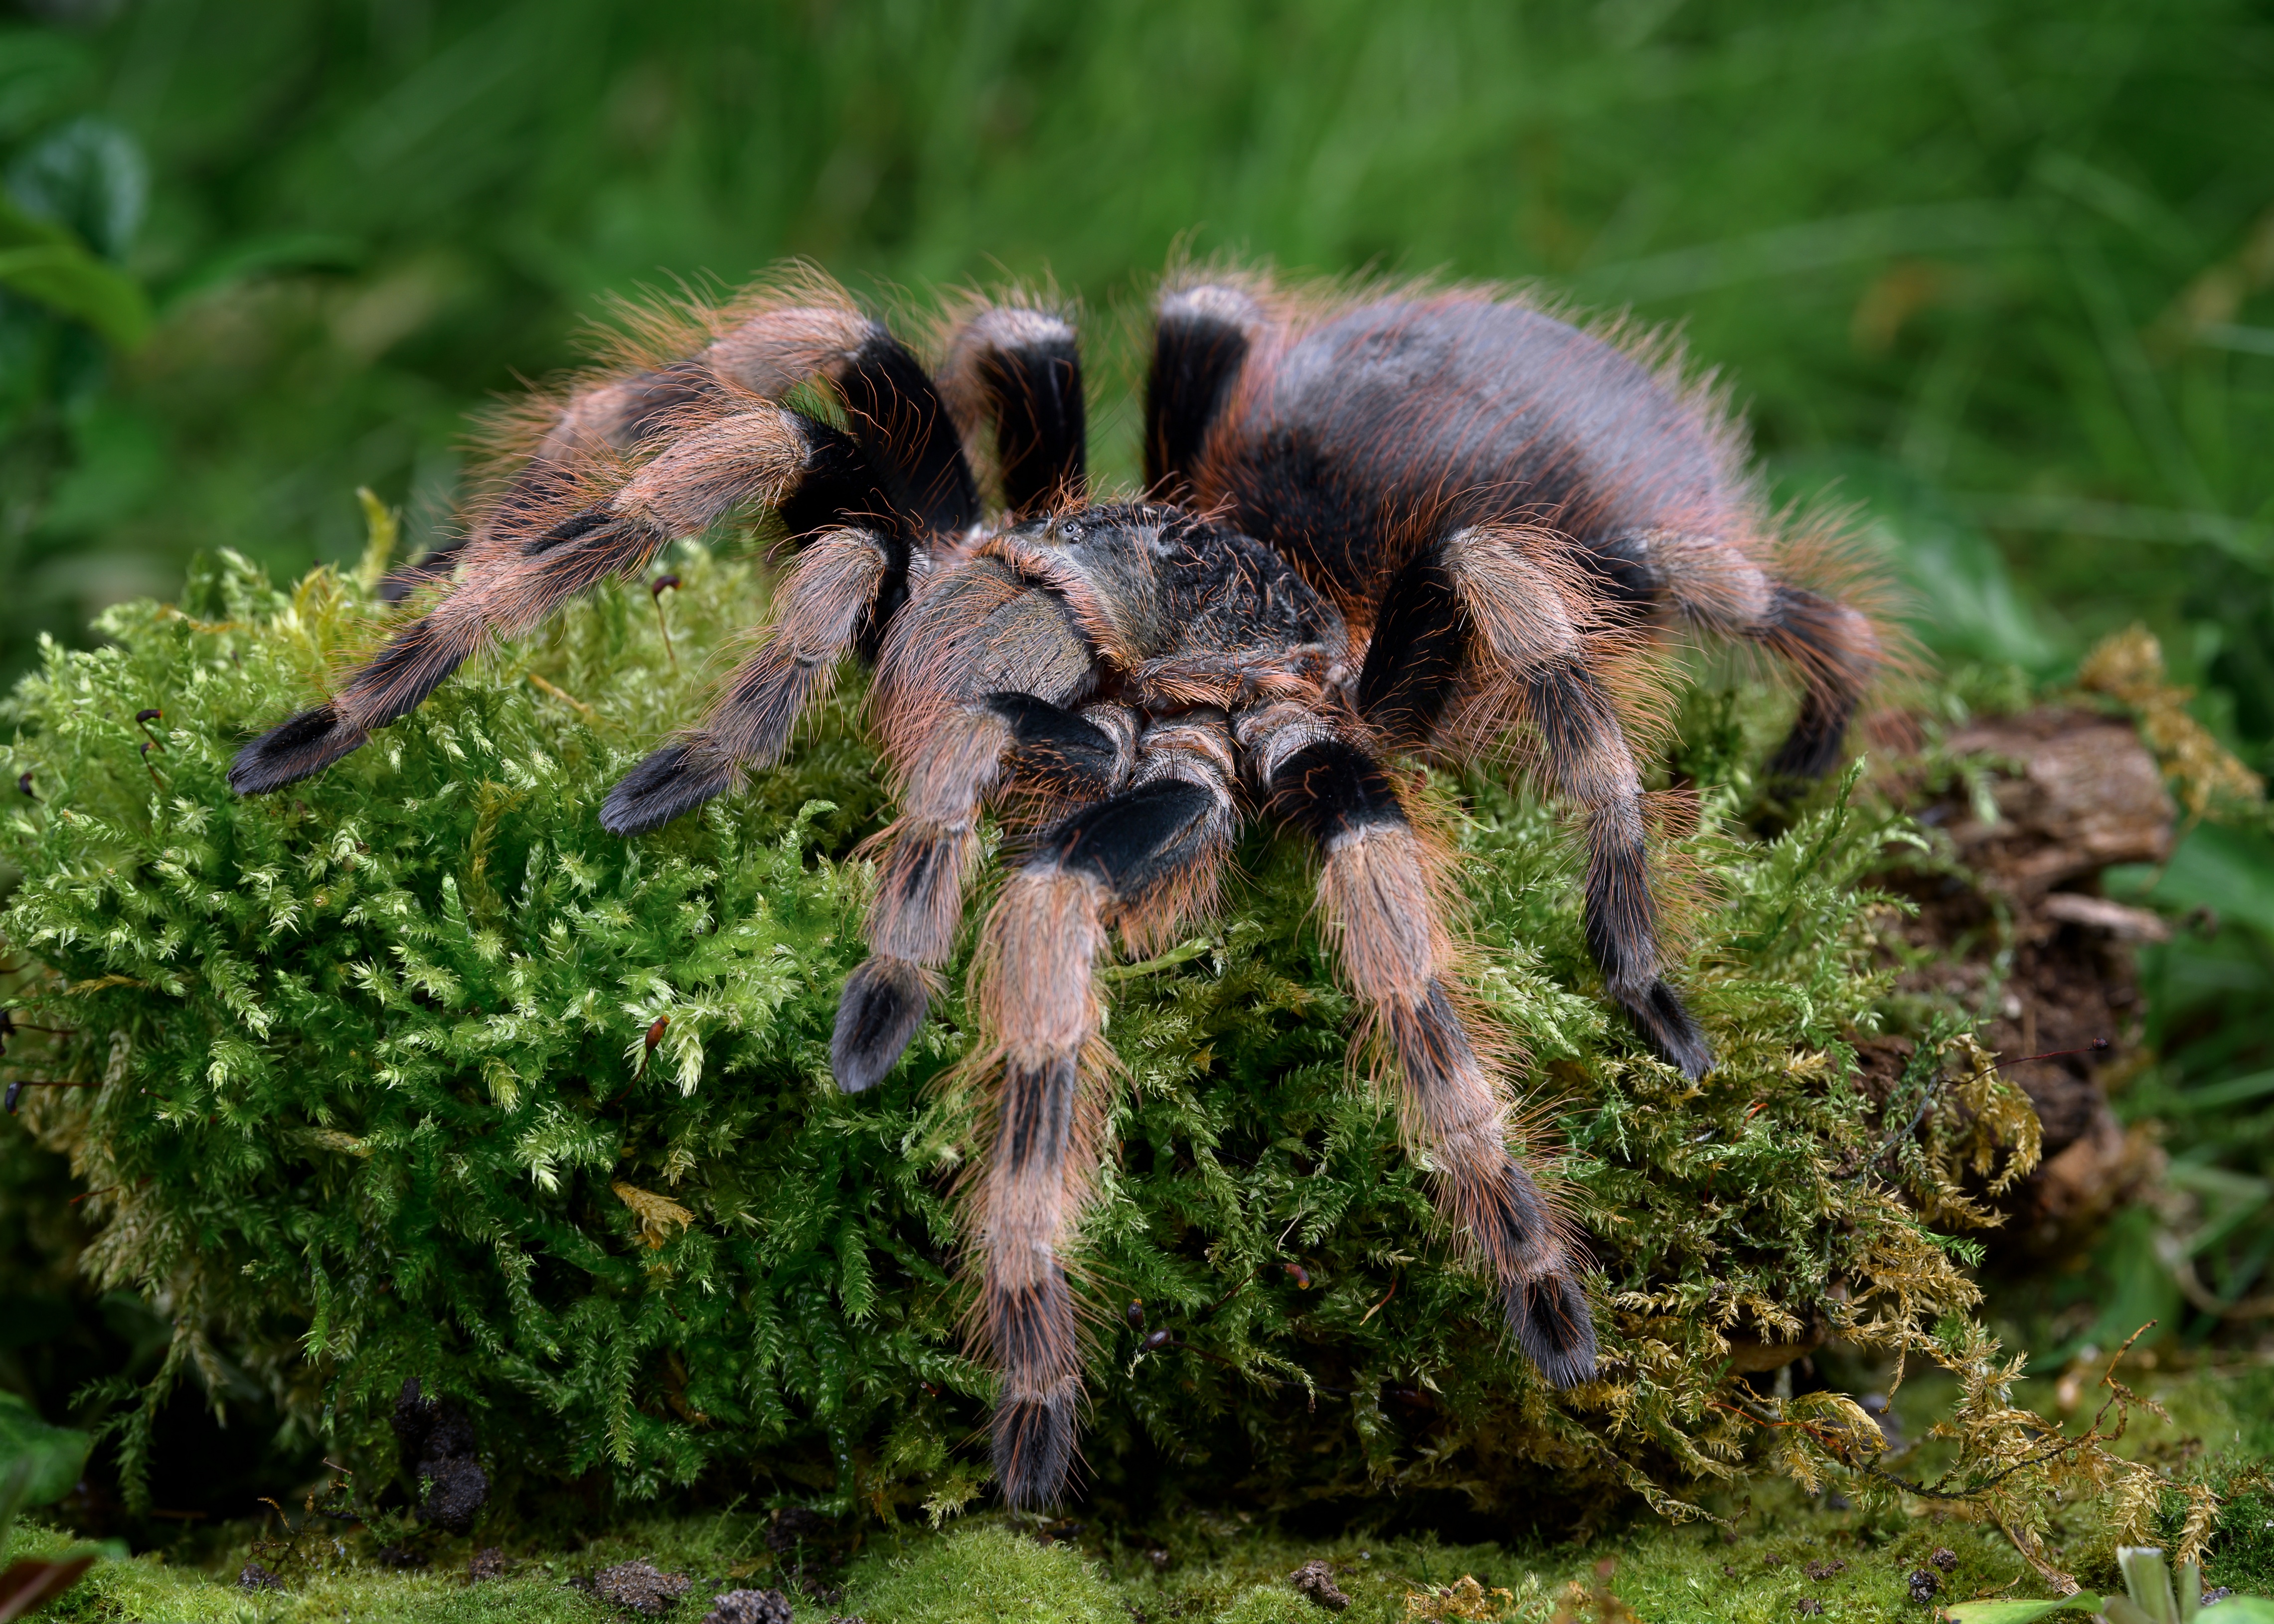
[[831, 955, 932, 1094], [837, 330, 980, 536], [1144, 294, 1253, 497], [228, 704, 370, 795], [973, 326, 1087, 519], [986, 692, 1124, 797], [1757, 584, 1873, 780], [1355, 549, 1470, 746], [1269, 737, 1408, 843], [1044, 779, 1219, 900]]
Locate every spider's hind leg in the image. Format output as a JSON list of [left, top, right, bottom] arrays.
[[1754, 583, 1880, 779], [1245, 705, 1597, 1385], [972, 713, 1239, 1509], [1359, 527, 1712, 1080], [1587, 528, 1881, 781]]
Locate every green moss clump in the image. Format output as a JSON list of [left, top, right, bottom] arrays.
[[0, 540, 2053, 1523], [840, 1525, 1123, 1624]]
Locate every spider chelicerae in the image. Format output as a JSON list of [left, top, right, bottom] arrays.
[[229, 265, 1881, 1509]]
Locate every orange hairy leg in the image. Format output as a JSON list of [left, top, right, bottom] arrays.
[[1243, 701, 1599, 1383], [971, 713, 1239, 1509]]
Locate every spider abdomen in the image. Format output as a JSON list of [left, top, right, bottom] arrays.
[[1201, 296, 1746, 600]]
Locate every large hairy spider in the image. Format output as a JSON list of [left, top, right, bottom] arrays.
[[229, 265, 1880, 1509]]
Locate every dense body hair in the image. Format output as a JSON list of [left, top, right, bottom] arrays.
[[227, 260, 1886, 1511], [1200, 293, 1747, 595]]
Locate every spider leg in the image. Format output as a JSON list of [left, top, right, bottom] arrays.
[[600, 524, 901, 834], [600, 346, 999, 830], [384, 293, 975, 597], [1362, 527, 1711, 1078], [1144, 283, 1266, 498], [1242, 702, 1597, 1385], [974, 712, 1239, 1509], [832, 694, 1138, 1093], [1752, 584, 1880, 778], [941, 305, 1087, 518], [230, 407, 892, 795], [380, 361, 719, 603], [1584, 528, 1880, 779]]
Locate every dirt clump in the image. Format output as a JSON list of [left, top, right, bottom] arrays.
[[702, 1588, 793, 1624], [1882, 708, 2172, 1254], [1291, 1559, 1352, 1611], [593, 1560, 694, 1616], [391, 1377, 488, 1532]]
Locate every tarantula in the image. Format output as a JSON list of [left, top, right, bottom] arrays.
[[228, 265, 1879, 1509]]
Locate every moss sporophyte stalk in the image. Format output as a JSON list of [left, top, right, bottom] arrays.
[[0, 543, 2185, 1561]]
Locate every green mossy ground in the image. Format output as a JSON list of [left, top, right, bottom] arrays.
[[1, 540, 2262, 1622], [0, 1502, 2069, 1623], [9, 1359, 2272, 1623]]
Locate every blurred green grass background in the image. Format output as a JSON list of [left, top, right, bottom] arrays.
[[0, 0, 2271, 1390], [8, 0, 2274, 719]]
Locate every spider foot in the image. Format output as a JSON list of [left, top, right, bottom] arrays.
[[1616, 978, 1712, 1080], [990, 1381, 1076, 1511], [228, 704, 371, 795], [829, 955, 929, 1092], [1506, 1271, 1599, 1389], [600, 740, 738, 836]]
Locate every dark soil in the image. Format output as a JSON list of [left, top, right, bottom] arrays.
[[1877, 708, 2173, 1257]]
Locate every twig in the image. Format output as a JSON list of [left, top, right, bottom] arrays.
[[1713, 1323, 2156, 1503], [525, 671, 595, 718], [4, 1079, 99, 1113], [2170, 1252, 2274, 1320], [650, 574, 681, 669]]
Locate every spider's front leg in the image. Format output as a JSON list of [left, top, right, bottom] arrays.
[[830, 687, 1138, 1092], [385, 284, 973, 600], [1361, 526, 1713, 1079], [971, 711, 1240, 1509], [229, 405, 891, 795], [600, 524, 911, 834], [234, 293, 980, 799], [1241, 703, 1599, 1388], [608, 296, 1101, 834]]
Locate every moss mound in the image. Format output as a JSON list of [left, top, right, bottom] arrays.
[[0, 539, 2028, 1522], [841, 1525, 1123, 1624]]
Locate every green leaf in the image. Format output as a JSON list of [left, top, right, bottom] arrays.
[[0, 192, 148, 348], [1943, 1602, 2104, 1623], [0, 1394, 90, 1508]]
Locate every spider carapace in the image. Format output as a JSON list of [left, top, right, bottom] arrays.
[[229, 267, 1880, 1510]]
